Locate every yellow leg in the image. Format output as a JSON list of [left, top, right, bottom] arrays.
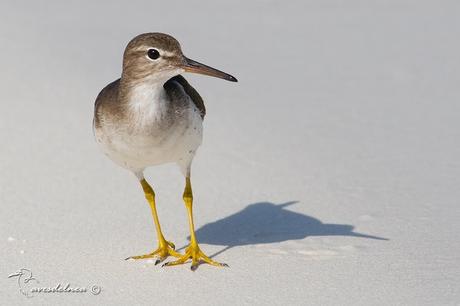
[[163, 177, 228, 271], [126, 179, 181, 264]]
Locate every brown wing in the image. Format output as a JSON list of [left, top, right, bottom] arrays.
[[164, 75, 206, 119], [93, 79, 121, 129]]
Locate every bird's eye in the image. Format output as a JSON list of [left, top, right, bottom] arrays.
[[147, 48, 160, 60]]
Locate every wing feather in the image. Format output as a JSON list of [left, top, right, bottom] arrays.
[[164, 75, 206, 119]]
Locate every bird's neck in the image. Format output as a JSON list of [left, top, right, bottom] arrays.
[[119, 67, 183, 103], [119, 76, 167, 113]]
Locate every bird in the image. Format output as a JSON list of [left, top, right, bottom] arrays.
[[93, 33, 237, 270]]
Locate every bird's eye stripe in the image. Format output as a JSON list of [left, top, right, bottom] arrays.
[[161, 51, 175, 57]]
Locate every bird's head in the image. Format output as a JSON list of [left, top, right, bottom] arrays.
[[122, 32, 237, 84]]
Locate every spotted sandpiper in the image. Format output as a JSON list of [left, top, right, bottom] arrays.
[[93, 33, 237, 270]]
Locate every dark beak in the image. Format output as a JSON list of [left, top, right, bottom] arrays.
[[183, 56, 238, 82]]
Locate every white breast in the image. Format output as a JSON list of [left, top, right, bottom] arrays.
[[94, 81, 203, 176]]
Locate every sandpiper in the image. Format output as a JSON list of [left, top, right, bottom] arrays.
[[93, 33, 237, 270]]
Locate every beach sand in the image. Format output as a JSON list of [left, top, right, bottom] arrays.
[[1, 1, 459, 305]]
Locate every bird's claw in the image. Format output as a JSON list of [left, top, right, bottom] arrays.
[[162, 244, 228, 271], [125, 240, 181, 261]]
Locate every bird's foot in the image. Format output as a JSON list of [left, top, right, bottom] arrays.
[[163, 243, 228, 271], [125, 240, 181, 265]]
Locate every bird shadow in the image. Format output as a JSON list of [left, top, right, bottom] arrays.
[[182, 201, 388, 258]]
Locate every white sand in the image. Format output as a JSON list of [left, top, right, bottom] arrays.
[[1, 1, 459, 305]]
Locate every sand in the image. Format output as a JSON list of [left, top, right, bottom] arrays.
[[1, 1, 459, 305]]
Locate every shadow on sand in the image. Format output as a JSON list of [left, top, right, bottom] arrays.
[[186, 201, 387, 258]]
